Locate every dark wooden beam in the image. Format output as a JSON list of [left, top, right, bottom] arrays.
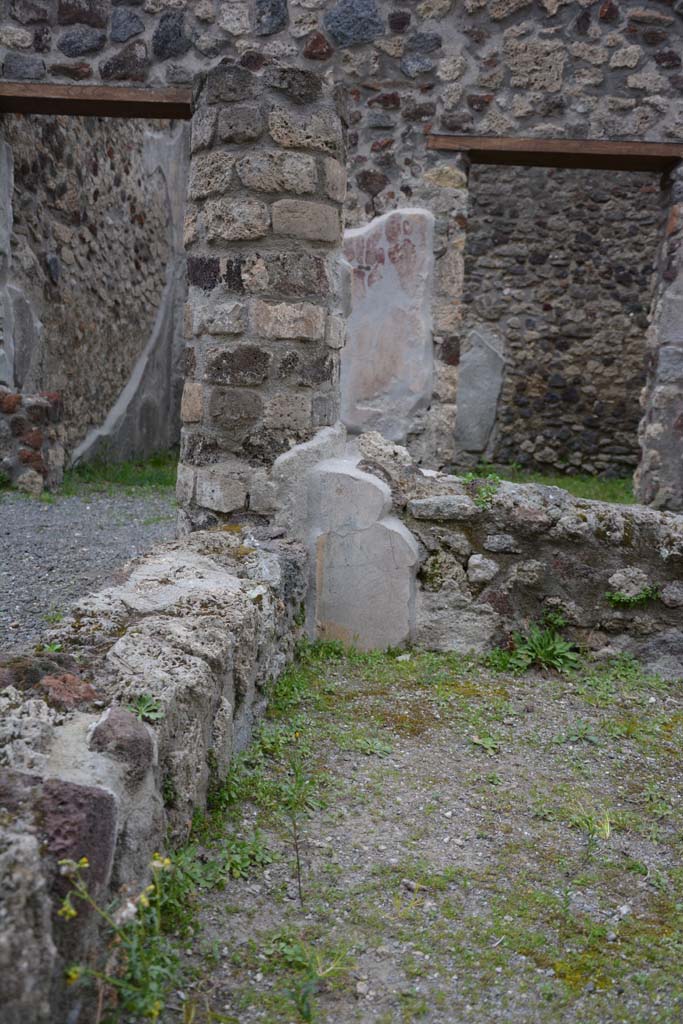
[[0, 82, 193, 120], [427, 134, 683, 173]]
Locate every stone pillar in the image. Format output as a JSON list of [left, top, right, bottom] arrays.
[[178, 59, 346, 530], [635, 164, 683, 511], [0, 123, 13, 388]]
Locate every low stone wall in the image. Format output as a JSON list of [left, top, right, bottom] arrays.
[[0, 527, 306, 1024], [300, 433, 683, 679], [0, 385, 65, 494]]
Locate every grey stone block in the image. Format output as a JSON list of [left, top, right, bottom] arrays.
[[454, 325, 506, 455]]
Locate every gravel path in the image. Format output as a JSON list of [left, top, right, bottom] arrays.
[[0, 489, 177, 654]]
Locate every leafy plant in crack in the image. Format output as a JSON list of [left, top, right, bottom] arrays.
[[605, 585, 660, 608], [508, 623, 581, 675], [462, 471, 501, 510], [127, 694, 164, 723]]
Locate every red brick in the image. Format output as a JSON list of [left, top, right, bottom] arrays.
[[21, 428, 44, 450], [0, 393, 21, 415]]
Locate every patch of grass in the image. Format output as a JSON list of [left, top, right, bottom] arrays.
[[62, 449, 179, 495], [467, 463, 635, 505]]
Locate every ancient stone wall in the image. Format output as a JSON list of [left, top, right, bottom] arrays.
[[0, 526, 307, 1023], [2, 0, 682, 144], [0, 112, 187, 460], [2, 1, 683, 496], [457, 164, 663, 475], [0, 385, 65, 493]]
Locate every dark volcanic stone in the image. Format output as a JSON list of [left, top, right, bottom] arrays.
[[99, 39, 148, 80], [10, 0, 51, 24], [255, 0, 288, 36], [240, 49, 268, 70], [388, 10, 411, 32], [264, 66, 322, 104], [598, 0, 619, 23], [2, 52, 46, 78], [33, 25, 52, 52], [187, 256, 220, 290], [58, 0, 109, 27], [110, 7, 144, 43], [467, 93, 494, 111], [441, 337, 460, 366], [57, 25, 106, 56], [642, 28, 667, 45], [356, 168, 389, 196], [405, 31, 442, 53], [323, 0, 384, 47], [204, 346, 272, 387], [655, 49, 682, 68], [89, 707, 154, 784], [303, 30, 334, 60], [222, 258, 244, 292], [576, 9, 591, 34], [40, 777, 117, 888], [152, 11, 191, 60], [49, 60, 93, 78]]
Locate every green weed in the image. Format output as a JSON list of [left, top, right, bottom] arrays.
[[59, 854, 180, 1021], [62, 449, 178, 495], [462, 470, 501, 509], [504, 623, 581, 675], [605, 586, 660, 608], [127, 694, 164, 723]]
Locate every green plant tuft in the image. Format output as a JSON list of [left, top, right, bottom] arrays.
[[127, 694, 164, 723], [462, 471, 501, 509], [605, 585, 659, 608]]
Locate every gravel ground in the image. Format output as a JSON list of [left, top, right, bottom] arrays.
[[167, 648, 683, 1024], [0, 489, 177, 654]]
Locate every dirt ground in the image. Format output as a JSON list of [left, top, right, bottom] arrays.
[[165, 644, 683, 1024]]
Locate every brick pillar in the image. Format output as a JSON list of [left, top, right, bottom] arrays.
[[635, 164, 683, 511], [177, 60, 346, 530]]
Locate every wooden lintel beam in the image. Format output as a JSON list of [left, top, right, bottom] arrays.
[[427, 134, 683, 173], [0, 82, 193, 120]]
